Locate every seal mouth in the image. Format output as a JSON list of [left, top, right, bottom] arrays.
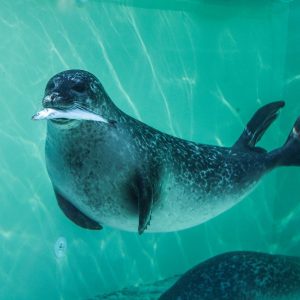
[[51, 118, 72, 124]]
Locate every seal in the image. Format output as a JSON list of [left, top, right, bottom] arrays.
[[35, 69, 300, 234], [159, 251, 300, 300]]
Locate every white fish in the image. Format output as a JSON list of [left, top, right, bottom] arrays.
[[32, 108, 111, 124]]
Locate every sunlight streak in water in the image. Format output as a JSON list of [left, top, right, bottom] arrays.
[[215, 136, 225, 146], [81, 12, 142, 120], [37, 19, 70, 69], [0, 229, 12, 239], [213, 84, 244, 127], [285, 74, 300, 85], [127, 9, 176, 135]]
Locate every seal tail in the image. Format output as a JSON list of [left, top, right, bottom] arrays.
[[268, 117, 300, 167], [233, 101, 285, 152]]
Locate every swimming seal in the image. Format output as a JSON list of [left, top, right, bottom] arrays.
[[36, 69, 300, 234], [159, 251, 300, 300], [86, 251, 300, 299]]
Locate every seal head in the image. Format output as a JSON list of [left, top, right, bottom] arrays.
[[43, 69, 103, 110], [42, 69, 118, 127]]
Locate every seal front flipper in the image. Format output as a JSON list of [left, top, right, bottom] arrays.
[[54, 189, 102, 230], [137, 173, 153, 235], [233, 101, 285, 151], [130, 169, 156, 235]]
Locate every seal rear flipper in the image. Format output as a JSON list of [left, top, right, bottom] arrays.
[[268, 116, 300, 167], [54, 189, 102, 230], [233, 101, 285, 151]]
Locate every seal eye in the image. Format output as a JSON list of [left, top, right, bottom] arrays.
[[71, 82, 86, 93], [46, 81, 55, 91]]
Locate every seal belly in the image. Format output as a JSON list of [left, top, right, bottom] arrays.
[[46, 123, 141, 230], [147, 145, 266, 232], [150, 180, 257, 232]]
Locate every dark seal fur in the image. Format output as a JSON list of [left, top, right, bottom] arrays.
[[39, 69, 300, 234], [159, 251, 300, 300]]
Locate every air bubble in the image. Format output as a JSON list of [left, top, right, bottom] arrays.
[[54, 237, 67, 258]]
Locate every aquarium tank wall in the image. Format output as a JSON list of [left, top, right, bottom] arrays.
[[0, 0, 299, 299]]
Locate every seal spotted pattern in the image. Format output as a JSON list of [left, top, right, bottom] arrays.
[[37, 69, 300, 234], [159, 251, 300, 300]]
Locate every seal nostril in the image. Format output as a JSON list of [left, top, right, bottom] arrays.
[[50, 92, 59, 100], [43, 93, 60, 108]]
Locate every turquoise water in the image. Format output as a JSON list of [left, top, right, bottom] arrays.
[[0, 0, 300, 299]]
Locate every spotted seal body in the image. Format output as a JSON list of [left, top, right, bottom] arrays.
[[159, 251, 300, 300], [39, 69, 300, 233]]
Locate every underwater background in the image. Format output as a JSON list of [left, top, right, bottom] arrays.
[[0, 0, 300, 299]]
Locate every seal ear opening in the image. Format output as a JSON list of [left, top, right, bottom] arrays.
[[108, 119, 117, 127]]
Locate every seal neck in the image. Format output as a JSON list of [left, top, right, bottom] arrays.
[[98, 96, 121, 120], [93, 94, 129, 124], [47, 119, 81, 131]]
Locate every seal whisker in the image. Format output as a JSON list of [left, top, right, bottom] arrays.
[[72, 103, 88, 111]]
